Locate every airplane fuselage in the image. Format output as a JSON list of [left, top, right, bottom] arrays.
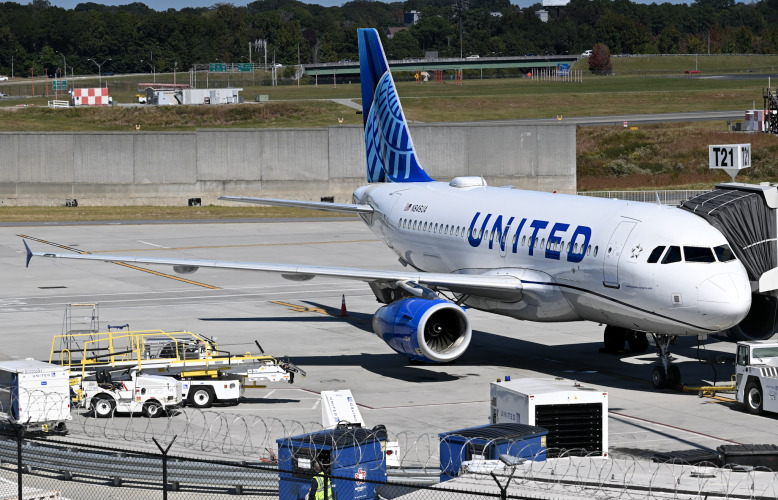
[[354, 179, 752, 337]]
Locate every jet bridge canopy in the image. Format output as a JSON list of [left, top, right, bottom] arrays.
[[680, 184, 777, 283]]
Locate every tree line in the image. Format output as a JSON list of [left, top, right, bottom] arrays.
[[0, 0, 776, 78]]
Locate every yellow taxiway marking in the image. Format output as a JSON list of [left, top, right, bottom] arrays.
[[102, 239, 380, 253], [19, 234, 221, 290], [270, 300, 330, 315]]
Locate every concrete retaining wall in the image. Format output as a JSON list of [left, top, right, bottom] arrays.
[[0, 124, 575, 206]]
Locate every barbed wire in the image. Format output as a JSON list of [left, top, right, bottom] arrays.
[[466, 455, 778, 499], [2, 387, 777, 498]]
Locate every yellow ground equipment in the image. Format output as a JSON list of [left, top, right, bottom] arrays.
[[682, 376, 736, 399], [50, 330, 305, 408]]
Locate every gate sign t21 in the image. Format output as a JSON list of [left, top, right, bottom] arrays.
[[709, 143, 751, 182]]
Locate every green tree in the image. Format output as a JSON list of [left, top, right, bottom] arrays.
[[387, 30, 421, 59], [658, 25, 682, 53]]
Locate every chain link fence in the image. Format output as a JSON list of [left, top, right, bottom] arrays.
[[1, 372, 777, 498], [0, 426, 775, 499], [0, 429, 523, 500]]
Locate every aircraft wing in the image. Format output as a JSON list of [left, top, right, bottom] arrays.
[[219, 196, 374, 214], [24, 240, 522, 301]]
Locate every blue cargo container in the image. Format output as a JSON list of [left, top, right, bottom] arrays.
[[277, 426, 387, 500], [439, 423, 548, 481]]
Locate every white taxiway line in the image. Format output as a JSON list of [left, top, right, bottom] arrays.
[[137, 240, 168, 248]]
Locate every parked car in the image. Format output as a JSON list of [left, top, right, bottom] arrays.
[[581, 50, 593, 57], [0, 76, 8, 81]]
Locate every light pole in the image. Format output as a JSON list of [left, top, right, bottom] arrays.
[[87, 57, 111, 87], [55, 51, 66, 78], [55, 51, 66, 98], [55, 50, 68, 99], [141, 59, 156, 83]]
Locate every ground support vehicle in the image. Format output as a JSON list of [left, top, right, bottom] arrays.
[[0, 360, 71, 433], [735, 341, 778, 415], [152, 356, 299, 408], [51, 330, 305, 409], [79, 370, 182, 418]]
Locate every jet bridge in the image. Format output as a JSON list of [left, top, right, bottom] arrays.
[[681, 183, 778, 341]]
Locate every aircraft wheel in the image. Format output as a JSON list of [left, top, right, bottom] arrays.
[[651, 365, 667, 389], [143, 400, 163, 418], [667, 365, 681, 390], [93, 396, 115, 418], [745, 381, 764, 415], [627, 331, 649, 353], [604, 326, 627, 352], [189, 387, 215, 409]]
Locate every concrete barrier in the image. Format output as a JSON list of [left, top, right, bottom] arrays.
[[0, 124, 575, 206]]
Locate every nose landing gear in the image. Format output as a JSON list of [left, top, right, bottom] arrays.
[[651, 333, 681, 389]]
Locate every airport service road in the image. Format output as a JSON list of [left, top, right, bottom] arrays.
[[1, 218, 775, 459]]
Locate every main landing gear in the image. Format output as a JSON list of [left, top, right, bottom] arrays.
[[650, 334, 681, 390], [602, 326, 680, 390]]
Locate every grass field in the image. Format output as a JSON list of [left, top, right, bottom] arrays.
[[0, 73, 771, 130], [598, 54, 778, 76], [0, 54, 776, 219], [578, 122, 778, 190], [0, 205, 341, 222]]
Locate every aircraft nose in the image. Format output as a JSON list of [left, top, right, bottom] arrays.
[[697, 272, 752, 329]]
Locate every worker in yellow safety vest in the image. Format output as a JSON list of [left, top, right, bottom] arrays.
[[308, 460, 333, 500]]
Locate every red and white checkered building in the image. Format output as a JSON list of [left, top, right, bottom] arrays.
[[70, 88, 111, 106]]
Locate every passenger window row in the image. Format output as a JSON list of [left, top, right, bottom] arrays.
[[647, 244, 736, 264], [398, 218, 599, 257]]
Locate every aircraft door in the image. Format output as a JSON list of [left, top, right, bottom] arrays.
[[499, 223, 513, 259], [602, 221, 637, 288]]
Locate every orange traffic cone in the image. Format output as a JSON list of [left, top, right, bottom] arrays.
[[340, 294, 348, 317]]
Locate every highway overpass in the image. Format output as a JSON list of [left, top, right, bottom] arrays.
[[303, 55, 581, 76]]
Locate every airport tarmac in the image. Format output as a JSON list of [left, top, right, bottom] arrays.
[[2, 217, 777, 462]]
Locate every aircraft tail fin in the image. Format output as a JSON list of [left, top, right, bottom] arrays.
[[358, 28, 432, 184]]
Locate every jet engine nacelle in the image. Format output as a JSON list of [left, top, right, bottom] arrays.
[[372, 298, 472, 363], [725, 293, 778, 341]]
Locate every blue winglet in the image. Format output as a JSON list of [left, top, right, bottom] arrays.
[[23, 240, 33, 268], [358, 28, 433, 184]]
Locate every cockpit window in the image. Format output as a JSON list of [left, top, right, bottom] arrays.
[[684, 246, 715, 263], [661, 246, 682, 264], [647, 246, 665, 263], [714, 244, 736, 262]]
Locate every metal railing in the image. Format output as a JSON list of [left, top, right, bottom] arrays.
[[578, 190, 709, 205]]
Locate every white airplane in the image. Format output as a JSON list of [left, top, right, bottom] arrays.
[[25, 29, 754, 389]]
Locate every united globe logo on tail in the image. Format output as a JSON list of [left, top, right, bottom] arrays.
[[359, 28, 432, 184]]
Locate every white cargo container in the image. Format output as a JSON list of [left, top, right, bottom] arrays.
[[0, 360, 71, 433], [490, 378, 608, 457]]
